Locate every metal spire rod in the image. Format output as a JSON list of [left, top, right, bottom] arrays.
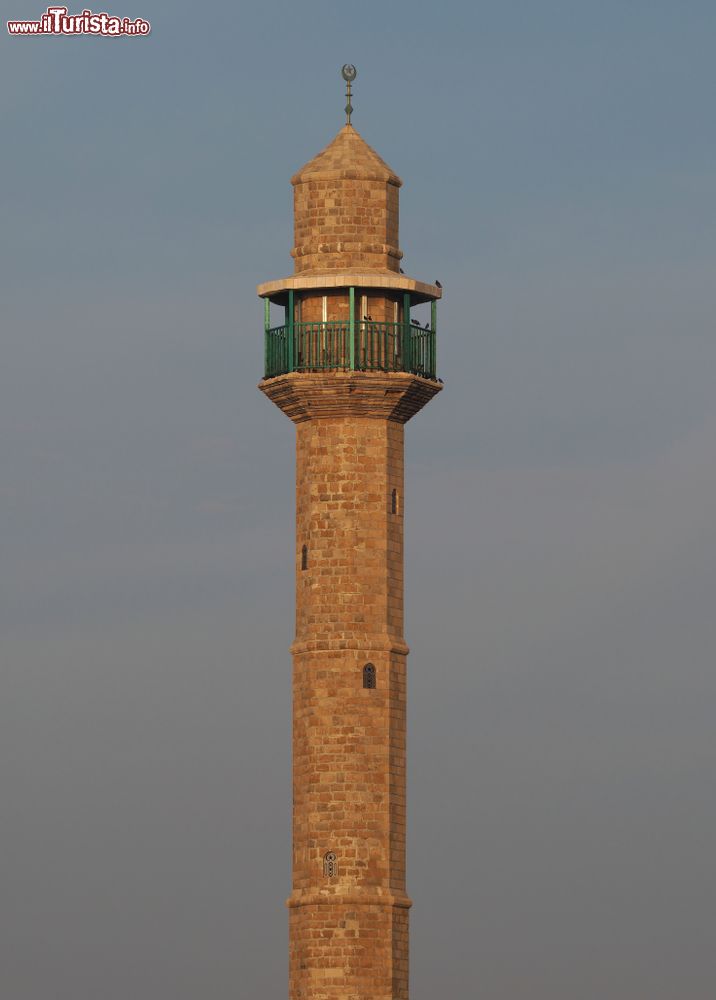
[[341, 64, 357, 124]]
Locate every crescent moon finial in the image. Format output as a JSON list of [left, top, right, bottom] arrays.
[[341, 65, 357, 124]]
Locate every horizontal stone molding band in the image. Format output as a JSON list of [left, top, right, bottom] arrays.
[[290, 638, 409, 657], [291, 241, 403, 261], [291, 167, 403, 186], [287, 892, 413, 910]]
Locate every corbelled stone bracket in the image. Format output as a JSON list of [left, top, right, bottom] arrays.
[[259, 370, 442, 424]]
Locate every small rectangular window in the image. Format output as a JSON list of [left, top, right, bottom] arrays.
[[363, 664, 376, 689]]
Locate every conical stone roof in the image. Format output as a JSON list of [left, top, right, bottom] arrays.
[[291, 124, 402, 188]]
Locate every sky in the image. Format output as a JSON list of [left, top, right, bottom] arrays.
[[1, 1, 715, 997]]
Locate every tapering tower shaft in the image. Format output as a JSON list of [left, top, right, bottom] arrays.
[[262, 371, 438, 998], [292, 405, 409, 999]]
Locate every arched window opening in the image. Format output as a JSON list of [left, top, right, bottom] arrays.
[[363, 663, 376, 689], [301, 545, 308, 571], [324, 852, 337, 878]]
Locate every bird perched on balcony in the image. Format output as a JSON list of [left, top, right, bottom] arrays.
[[435, 279, 442, 288], [367, 315, 373, 322], [399, 268, 405, 274], [425, 322, 430, 329]]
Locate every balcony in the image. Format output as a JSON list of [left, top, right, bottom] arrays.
[[264, 320, 437, 381]]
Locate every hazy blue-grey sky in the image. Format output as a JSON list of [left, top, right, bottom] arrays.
[[2, 1, 715, 997]]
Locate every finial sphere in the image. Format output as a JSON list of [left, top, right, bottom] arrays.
[[341, 64, 357, 82]]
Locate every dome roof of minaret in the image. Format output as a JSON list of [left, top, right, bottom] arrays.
[[291, 124, 402, 187]]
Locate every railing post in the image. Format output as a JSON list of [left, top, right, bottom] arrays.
[[349, 287, 355, 370], [264, 297, 270, 377], [403, 292, 411, 372], [287, 289, 294, 372], [431, 299, 437, 378]]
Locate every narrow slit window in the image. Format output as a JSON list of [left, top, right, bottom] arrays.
[[324, 852, 337, 878], [391, 489, 398, 514], [301, 545, 308, 571], [363, 663, 376, 689]]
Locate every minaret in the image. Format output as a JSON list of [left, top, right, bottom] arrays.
[[258, 67, 442, 1000]]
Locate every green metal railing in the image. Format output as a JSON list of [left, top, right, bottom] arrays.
[[264, 321, 437, 380]]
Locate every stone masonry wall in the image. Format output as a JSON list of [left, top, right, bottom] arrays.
[[298, 292, 402, 325], [292, 178, 401, 273], [288, 414, 408, 999]]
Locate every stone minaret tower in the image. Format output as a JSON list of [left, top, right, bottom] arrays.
[[258, 69, 442, 1000]]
